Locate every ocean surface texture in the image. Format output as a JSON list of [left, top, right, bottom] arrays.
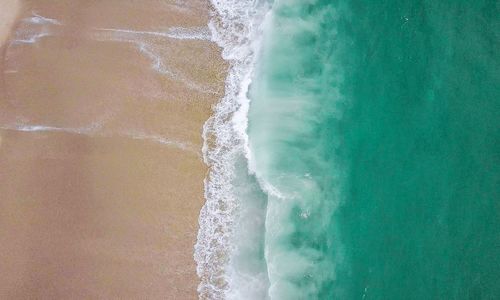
[[198, 0, 499, 299]]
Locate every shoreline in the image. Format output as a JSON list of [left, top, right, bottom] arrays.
[[0, 0, 226, 298], [194, 1, 272, 298]]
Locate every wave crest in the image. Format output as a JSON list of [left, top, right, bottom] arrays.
[[194, 1, 270, 299]]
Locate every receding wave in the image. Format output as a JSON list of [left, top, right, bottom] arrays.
[[194, 0, 271, 299]]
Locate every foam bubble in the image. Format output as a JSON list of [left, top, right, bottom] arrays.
[[194, 1, 271, 299]]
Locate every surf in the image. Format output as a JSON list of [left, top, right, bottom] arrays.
[[197, 0, 500, 299]]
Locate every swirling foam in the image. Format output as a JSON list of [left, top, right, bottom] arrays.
[[194, 1, 270, 299]]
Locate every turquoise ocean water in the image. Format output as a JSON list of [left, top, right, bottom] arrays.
[[241, 0, 499, 299]]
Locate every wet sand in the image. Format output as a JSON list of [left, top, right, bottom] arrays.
[[0, 0, 225, 299], [0, 0, 21, 46]]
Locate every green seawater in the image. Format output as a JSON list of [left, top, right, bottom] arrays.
[[247, 0, 499, 299]]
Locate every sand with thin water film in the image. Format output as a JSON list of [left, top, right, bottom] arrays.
[[0, 0, 21, 46], [0, 0, 226, 298]]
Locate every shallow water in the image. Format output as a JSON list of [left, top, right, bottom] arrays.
[[240, 0, 500, 299]]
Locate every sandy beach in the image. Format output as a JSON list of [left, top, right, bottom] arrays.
[[0, 0, 21, 46], [0, 0, 225, 298]]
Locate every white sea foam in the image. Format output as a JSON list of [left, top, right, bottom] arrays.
[[165, 26, 211, 40], [94, 27, 211, 41], [31, 12, 62, 25], [2, 123, 101, 134], [124, 130, 197, 155], [194, 1, 271, 299], [9, 11, 215, 94], [0, 123, 196, 154], [11, 12, 62, 45], [90, 27, 217, 94]]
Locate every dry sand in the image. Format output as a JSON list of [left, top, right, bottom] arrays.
[[0, 0, 226, 299]]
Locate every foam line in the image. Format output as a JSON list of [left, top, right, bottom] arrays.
[[4, 124, 96, 134], [94, 27, 211, 41], [10, 12, 61, 45], [30, 12, 62, 25], [194, 1, 272, 299], [11, 32, 51, 44], [0, 124, 197, 155], [90, 29, 217, 94]]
